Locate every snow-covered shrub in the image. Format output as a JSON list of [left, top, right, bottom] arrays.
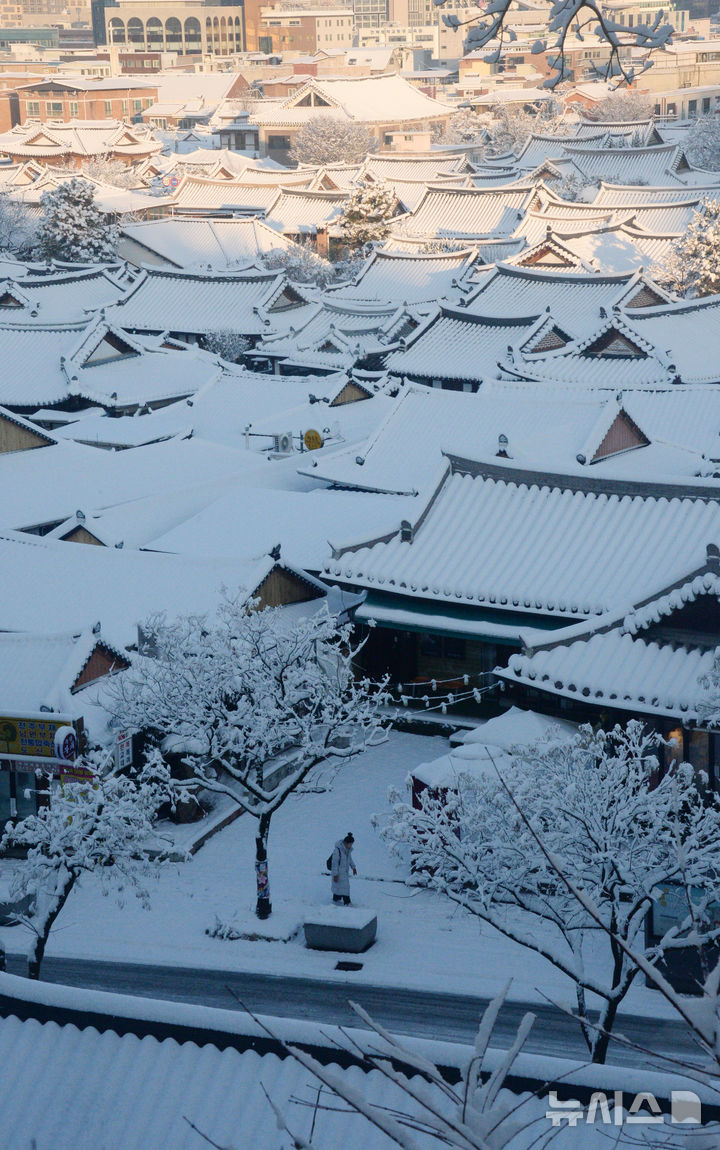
[[0, 192, 38, 255]]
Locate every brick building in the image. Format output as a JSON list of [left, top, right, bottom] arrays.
[[14, 77, 158, 124]]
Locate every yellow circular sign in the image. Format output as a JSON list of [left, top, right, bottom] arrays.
[[304, 428, 324, 451]]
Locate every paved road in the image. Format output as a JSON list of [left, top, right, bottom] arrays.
[[8, 953, 705, 1070]]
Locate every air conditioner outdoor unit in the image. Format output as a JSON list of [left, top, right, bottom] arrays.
[[273, 431, 294, 454]]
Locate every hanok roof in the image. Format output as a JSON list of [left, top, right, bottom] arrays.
[[358, 152, 471, 182], [395, 185, 535, 240], [465, 264, 671, 338], [502, 312, 675, 389], [595, 181, 720, 205], [257, 299, 419, 371], [326, 247, 478, 306], [168, 173, 308, 215], [324, 457, 720, 620], [0, 120, 161, 159], [0, 266, 128, 324], [118, 217, 294, 271], [251, 73, 453, 127], [620, 294, 720, 386], [265, 186, 347, 235], [0, 317, 224, 411], [0, 627, 128, 712], [558, 141, 691, 186], [108, 267, 297, 336], [500, 549, 720, 721], [385, 307, 544, 383]]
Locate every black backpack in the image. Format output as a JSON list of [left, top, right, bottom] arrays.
[[326, 849, 335, 871]]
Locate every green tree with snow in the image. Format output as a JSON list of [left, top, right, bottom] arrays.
[[34, 177, 119, 264], [337, 180, 396, 252]]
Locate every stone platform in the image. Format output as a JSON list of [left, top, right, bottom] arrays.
[[303, 907, 377, 953]]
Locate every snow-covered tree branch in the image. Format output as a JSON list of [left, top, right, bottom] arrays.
[[108, 593, 389, 918], [1, 748, 177, 979], [379, 721, 720, 1063], [202, 329, 251, 362], [436, 0, 674, 89]]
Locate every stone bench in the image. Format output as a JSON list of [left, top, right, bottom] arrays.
[[303, 907, 377, 953]]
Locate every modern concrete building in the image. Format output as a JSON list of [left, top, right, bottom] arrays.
[[103, 0, 251, 55]]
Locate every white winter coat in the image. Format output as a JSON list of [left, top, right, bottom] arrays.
[[331, 839, 355, 897]]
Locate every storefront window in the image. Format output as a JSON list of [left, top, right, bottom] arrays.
[[0, 771, 10, 824], [14, 771, 36, 820]]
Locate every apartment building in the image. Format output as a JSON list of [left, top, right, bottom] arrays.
[[258, 6, 354, 52]]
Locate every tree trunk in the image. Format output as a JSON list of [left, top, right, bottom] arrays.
[[591, 995, 621, 1063], [27, 870, 76, 980], [255, 811, 272, 920]]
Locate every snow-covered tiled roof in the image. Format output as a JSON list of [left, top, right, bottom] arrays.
[[395, 185, 535, 240], [251, 73, 453, 126], [168, 174, 297, 214], [465, 264, 669, 338], [622, 294, 720, 386], [594, 181, 720, 205], [119, 217, 294, 270], [0, 527, 295, 643], [108, 267, 292, 336], [0, 627, 126, 712], [0, 119, 161, 159], [503, 313, 675, 388], [324, 462, 720, 619], [257, 299, 419, 371], [265, 186, 347, 235], [326, 247, 478, 306], [0, 317, 226, 410], [504, 629, 716, 719], [358, 152, 470, 183], [0, 989, 465, 1150], [559, 142, 690, 186], [0, 266, 128, 324], [386, 307, 544, 383]]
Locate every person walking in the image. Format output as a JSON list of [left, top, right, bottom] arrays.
[[331, 832, 357, 905]]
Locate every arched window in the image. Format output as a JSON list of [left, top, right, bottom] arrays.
[[165, 16, 181, 49], [184, 15, 201, 51], [108, 17, 125, 43], [127, 16, 144, 45], [146, 16, 163, 46]]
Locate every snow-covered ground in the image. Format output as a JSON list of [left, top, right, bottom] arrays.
[[0, 731, 677, 1020]]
